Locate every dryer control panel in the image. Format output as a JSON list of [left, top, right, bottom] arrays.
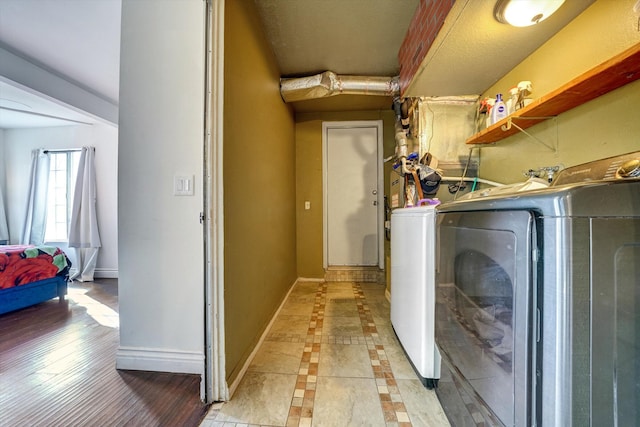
[[553, 151, 640, 186]]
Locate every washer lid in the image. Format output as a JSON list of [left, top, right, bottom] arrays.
[[392, 205, 438, 215]]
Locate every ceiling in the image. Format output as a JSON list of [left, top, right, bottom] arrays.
[[257, 0, 595, 111], [0, 0, 121, 129], [255, 0, 419, 77], [403, 0, 595, 97], [0, 0, 595, 128]]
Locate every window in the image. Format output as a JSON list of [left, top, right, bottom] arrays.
[[44, 151, 81, 242]]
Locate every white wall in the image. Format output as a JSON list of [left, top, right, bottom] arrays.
[[0, 129, 5, 195], [2, 124, 118, 276], [116, 0, 205, 374], [0, 129, 6, 242]]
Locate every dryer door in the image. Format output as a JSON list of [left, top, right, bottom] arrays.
[[435, 210, 535, 427], [590, 217, 640, 427]]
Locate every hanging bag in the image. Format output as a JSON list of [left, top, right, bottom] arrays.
[[416, 164, 442, 196], [417, 152, 442, 196]]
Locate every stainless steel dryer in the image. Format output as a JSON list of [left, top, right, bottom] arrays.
[[434, 151, 640, 427]]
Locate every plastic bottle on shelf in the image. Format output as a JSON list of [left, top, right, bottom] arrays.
[[490, 93, 507, 125], [507, 87, 518, 115], [484, 97, 495, 128]]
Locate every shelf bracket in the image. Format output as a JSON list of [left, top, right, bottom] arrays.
[[501, 116, 558, 152]]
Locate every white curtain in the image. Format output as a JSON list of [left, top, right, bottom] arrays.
[[21, 149, 50, 245], [68, 147, 101, 282], [0, 185, 9, 244]]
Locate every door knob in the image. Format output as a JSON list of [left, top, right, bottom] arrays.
[[372, 190, 377, 195]]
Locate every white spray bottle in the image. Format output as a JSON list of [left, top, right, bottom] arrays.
[[490, 93, 507, 125]]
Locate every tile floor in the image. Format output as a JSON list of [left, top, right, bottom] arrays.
[[200, 280, 450, 427]]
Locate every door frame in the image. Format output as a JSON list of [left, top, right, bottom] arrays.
[[203, 0, 227, 403], [322, 120, 384, 270]]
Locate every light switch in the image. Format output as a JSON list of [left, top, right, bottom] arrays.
[[174, 175, 194, 196], [304, 201, 311, 210]]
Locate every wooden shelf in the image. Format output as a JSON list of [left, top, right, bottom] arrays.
[[466, 43, 640, 145]]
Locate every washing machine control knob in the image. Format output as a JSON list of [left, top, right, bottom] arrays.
[[617, 159, 640, 178]]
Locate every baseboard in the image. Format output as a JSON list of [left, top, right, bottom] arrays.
[[227, 277, 301, 398], [297, 277, 325, 282], [95, 268, 118, 279], [116, 346, 204, 375], [69, 268, 119, 279]]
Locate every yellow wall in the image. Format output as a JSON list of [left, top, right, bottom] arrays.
[[221, 0, 640, 386], [477, 0, 640, 183], [295, 110, 396, 278], [224, 0, 298, 385]]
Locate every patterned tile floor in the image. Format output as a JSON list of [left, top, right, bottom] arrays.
[[200, 281, 450, 427]]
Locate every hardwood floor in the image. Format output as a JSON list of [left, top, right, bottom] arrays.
[[0, 279, 209, 426]]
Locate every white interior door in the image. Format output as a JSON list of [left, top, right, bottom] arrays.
[[323, 121, 383, 268]]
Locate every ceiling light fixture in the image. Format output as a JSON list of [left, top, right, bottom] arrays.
[[494, 0, 566, 27]]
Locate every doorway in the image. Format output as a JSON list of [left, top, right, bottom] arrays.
[[322, 121, 384, 270]]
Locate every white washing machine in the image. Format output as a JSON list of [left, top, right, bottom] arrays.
[[390, 205, 440, 389]]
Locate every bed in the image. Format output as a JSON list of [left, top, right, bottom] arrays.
[[0, 245, 71, 315]]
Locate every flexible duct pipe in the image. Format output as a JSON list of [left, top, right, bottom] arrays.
[[280, 71, 399, 103]]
